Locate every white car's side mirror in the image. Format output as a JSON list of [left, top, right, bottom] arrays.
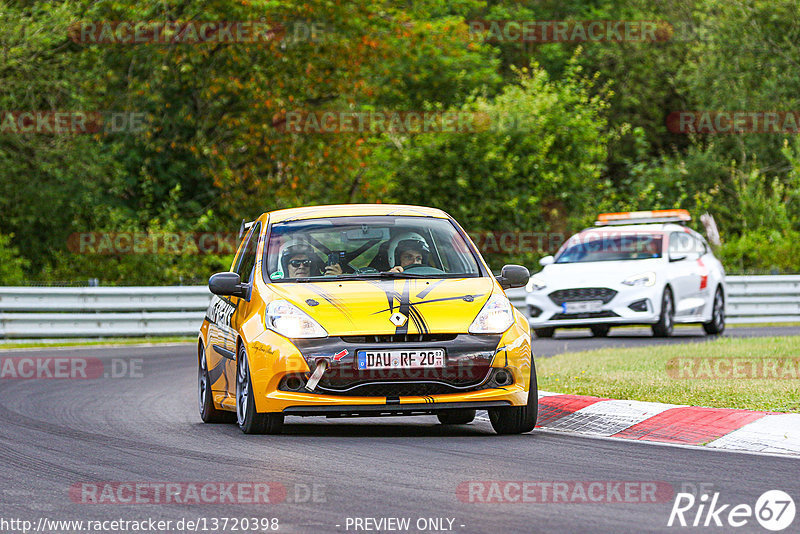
[[539, 255, 555, 266]]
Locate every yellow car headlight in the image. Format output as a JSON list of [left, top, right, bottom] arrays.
[[266, 300, 328, 339], [469, 293, 514, 334]]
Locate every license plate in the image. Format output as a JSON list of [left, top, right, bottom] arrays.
[[562, 300, 604, 313], [356, 349, 445, 370]]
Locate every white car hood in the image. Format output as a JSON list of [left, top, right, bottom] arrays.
[[536, 258, 665, 289]]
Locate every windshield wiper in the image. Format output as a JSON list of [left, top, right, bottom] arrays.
[[358, 272, 430, 279]]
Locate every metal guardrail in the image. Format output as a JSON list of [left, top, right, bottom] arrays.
[[0, 275, 798, 338], [0, 287, 212, 338]]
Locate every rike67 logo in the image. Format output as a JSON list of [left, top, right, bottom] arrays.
[[668, 490, 795, 531]]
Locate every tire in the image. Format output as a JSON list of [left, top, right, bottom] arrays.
[[533, 327, 555, 338], [703, 287, 726, 335], [436, 409, 476, 425], [590, 325, 611, 337], [488, 361, 538, 435], [198, 344, 236, 424], [236, 343, 284, 434], [651, 287, 675, 337]]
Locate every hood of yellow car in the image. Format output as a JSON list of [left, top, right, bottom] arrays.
[[267, 277, 495, 336]]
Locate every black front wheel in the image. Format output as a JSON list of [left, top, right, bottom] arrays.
[[488, 362, 538, 435], [198, 344, 235, 424], [236, 344, 284, 434], [651, 288, 674, 337], [703, 287, 726, 335]]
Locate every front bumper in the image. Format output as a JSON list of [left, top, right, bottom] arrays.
[[526, 284, 661, 328], [247, 317, 533, 413]]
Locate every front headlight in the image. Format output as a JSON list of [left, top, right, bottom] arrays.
[[525, 275, 547, 292], [265, 300, 328, 339], [621, 271, 656, 287], [469, 293, 514, 334]]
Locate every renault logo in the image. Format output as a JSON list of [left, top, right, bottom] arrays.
[[389, 312, 407, 327]]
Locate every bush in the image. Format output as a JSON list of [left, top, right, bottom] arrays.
[[0, 234, 29, 285]]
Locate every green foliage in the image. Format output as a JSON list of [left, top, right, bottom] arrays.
[[0, 234, 28, 284], [2, 0, 800, 283], [379, 60, 610, 269]]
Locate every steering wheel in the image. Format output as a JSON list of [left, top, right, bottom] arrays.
[[402, 264, 444, 274]]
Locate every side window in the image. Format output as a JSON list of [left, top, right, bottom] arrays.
[[235, 223, 261, 284], [669, 232, 691, 254], [694, 235, 708, 256]]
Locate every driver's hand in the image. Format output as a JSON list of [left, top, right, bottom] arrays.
[[324, 263, 343, 276], [388, 265, 404, 273]]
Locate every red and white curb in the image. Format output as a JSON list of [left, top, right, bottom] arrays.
[[527, 391, 799, 455]]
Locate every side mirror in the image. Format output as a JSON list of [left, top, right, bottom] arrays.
[[209, 272, 245, 297], [669, 252, 687, 262], [539, 255, 555, 266], [496, 264, 530, 290]]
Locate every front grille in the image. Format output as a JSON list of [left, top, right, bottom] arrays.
[[551, 311, 620, 320], [317, 381, 483, 397], [549, 287, 617, 305], [340, 334, 458, 343]]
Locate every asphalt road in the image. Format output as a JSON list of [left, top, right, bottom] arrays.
[[1, 343, 798, 534], [533, 325, 800, 357]]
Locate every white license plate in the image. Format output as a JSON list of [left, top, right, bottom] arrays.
[[562, 300, 604, 313], [356, 349, 445, 370]]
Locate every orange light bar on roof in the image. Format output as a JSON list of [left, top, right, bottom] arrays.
[[596, 209, 691, 226]]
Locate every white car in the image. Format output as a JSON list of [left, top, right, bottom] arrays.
[[525, 210, 726, 338]]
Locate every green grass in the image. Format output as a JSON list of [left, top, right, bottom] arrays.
[[0, 336, 194, 349], [537, 336, 800, 413]]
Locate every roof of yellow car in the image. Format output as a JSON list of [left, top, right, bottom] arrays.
[[265, 204, 450, 223]]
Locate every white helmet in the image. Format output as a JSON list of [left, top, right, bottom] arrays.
[[276, 239, 317, 278], [387, 232, 430, 267]]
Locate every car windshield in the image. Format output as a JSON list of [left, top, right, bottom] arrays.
[[555, 232, 663, 263], [264, 215, 482, 282]]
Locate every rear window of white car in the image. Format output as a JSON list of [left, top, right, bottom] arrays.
[[555, 233, 664, 263]]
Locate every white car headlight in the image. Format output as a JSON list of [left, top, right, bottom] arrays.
[[621, 271, 656, 287], [525, 275, 547, 292], [469, 293, 514, 334], [266, 300, 328, 339]]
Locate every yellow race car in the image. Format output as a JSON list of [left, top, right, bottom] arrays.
[[197, 204, 535, 434]]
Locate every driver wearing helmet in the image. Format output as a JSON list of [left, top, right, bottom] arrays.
[[388, 233, 430, 273], [279, 242, 317, 279]]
